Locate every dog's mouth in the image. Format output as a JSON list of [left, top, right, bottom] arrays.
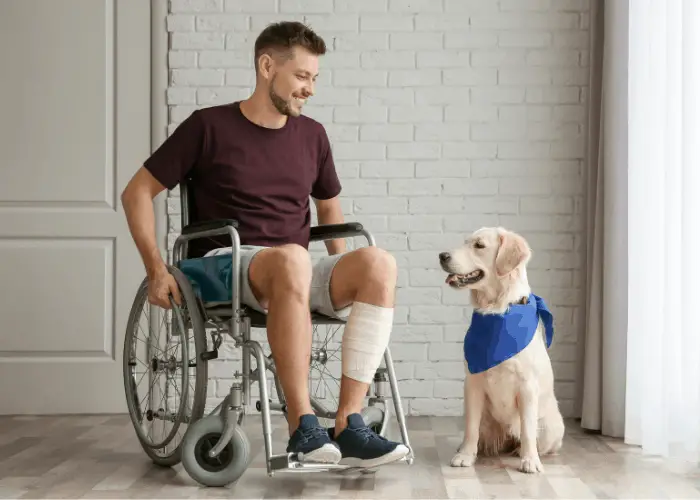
[[445, 270, 485, 288]]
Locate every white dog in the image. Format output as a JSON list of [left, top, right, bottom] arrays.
[[438, 227, 564, 473]]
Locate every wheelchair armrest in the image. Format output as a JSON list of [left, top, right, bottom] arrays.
[[173, 218, 240, 264], [309, 222, 365, 241], [181, 219, 239, 236]]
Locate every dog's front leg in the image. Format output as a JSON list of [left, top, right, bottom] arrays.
[[518, 380, 543, 473], [451, 374, 484, 467]]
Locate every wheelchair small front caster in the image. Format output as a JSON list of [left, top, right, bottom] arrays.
[[181, 415, 251, 487], [360, 405, 385, 436]]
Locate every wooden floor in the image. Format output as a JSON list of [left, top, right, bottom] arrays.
[[1, 414, 699, 499]]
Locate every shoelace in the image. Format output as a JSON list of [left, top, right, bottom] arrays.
[[353, 425, 388, 444], [296, 425, 329, 445]]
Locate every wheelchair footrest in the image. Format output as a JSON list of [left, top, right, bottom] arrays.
[[268, 453, 354, 473], [267, 453, 407, 476]]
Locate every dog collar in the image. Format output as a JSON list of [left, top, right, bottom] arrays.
[[463, 293, 554, 374]]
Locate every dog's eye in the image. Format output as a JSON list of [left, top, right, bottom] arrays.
[[474, 241, 485, 249]]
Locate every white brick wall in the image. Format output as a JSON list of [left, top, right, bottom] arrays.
[[164, 0, 590, 418]]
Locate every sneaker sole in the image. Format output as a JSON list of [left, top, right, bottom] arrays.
[[338, 444, 410, 468], [297, 443, 342, 464]]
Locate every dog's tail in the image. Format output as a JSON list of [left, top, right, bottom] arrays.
[[477, 414, 521, 457], [478, 435, 520, 456]]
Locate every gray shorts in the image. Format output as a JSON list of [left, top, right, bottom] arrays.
[[204, 245, 352, 320]]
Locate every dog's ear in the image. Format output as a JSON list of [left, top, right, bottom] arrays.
[[495, 229, 530, 277]]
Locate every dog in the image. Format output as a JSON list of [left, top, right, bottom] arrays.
[[438, 226, 565, 473]]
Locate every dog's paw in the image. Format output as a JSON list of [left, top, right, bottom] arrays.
[[519, 455, 543, 474], [450, 452, 476, 467]]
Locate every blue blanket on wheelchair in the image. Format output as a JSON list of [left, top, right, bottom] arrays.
[[178, 254, 234, 303]]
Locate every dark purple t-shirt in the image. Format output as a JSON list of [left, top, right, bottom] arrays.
[[144, 102, 342, 257]]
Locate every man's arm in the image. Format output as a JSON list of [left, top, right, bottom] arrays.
[[121, 110, 205, 307], [121, 166, 182, 306], [121, 167, 167, 277], [314, 195, 346, 255]]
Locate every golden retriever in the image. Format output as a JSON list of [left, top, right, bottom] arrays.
[[438, 226, 564, 473]]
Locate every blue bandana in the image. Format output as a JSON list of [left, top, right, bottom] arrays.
[[463, 293, 554, 374]]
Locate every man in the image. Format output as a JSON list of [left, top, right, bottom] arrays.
[[121, 21, 409, 468]]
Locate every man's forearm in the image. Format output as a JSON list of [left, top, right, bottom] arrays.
[[317, 207, 346, 255], [325, 235, 346, 255], [122, 188, 166, 278]]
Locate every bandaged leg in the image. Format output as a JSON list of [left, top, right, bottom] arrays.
[[333, 301, 410, 466], [342, 301, 394, 384]]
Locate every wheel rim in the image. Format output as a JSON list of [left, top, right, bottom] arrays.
[[194, 432, 235, 473], [123, 278, 194, 455]]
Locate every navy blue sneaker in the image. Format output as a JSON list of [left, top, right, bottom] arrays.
[[330, 413, 410, 468], [286, 414, 342, 464]]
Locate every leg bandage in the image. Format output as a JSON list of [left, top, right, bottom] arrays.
[[342, 302, 394, 384]]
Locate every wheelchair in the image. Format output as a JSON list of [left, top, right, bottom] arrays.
[[122, 180, 414, 487]]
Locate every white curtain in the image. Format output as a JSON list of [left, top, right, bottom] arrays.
[[580, 0, 700, 461], [625, 0, 700, 461]]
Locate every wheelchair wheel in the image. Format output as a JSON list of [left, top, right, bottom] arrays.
[[181, 415, 251, 487], [123, 265, 208, 467], [361, 405, 386, 436]]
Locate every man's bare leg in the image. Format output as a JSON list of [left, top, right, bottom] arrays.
[[247, 243, 342, 463], [247, 244, 315, 434]]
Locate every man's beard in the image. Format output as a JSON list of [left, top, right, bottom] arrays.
[[268, 76, 301, 117]]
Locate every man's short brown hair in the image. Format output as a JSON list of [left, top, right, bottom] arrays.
[[254, 21, 327, 71]]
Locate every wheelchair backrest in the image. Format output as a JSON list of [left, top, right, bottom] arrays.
[[179, 178, 200, 260], [179, 177, 196, 231]]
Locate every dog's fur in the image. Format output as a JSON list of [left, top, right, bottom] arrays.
[[439, 227, 564, 473]]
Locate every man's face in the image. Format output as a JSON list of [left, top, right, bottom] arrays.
[[263, 46, 319, 117]]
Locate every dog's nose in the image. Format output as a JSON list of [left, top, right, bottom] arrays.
[[439, 252, 451, 263]]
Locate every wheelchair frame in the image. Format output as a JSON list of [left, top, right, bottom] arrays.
[[125, 179, 413, 486]]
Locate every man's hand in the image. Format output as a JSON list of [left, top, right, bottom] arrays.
[[147, 266, 182, 309]]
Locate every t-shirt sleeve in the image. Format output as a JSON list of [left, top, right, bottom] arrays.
[[143, 110, 207, 190], [311, 126, 342, 200]]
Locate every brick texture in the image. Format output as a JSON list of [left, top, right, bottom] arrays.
[[164, 0, 590, 418]]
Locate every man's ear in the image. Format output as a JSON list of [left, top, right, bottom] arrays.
[[495, 229, 531, 277], [257, 53, 274, 79]]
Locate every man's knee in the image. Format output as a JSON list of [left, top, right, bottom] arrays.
[[354, 246, 398, 285], [251, 244, 312, 302], [329, 246, 398, 309]]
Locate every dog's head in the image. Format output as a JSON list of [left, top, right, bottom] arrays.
[[439, 227, 532, 292]]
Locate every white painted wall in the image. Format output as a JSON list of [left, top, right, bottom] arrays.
[[164, 0, 590, 417]]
